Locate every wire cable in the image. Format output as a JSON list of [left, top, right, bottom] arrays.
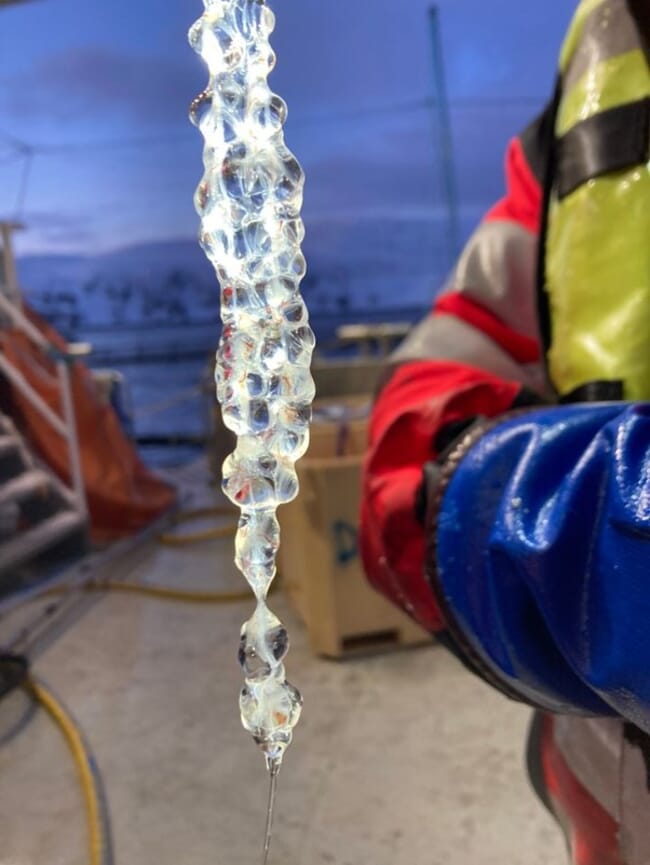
[[13, 150, 33, 217], [0, 93, 546, 216], [1, 95, 547, 159], [0, 686, 37, 750]]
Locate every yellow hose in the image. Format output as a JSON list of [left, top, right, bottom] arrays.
[[45, 578, 268, 605], [22, 574, 266, 865], [157, 506, 238, 547], [17, 505, 267, 865], [25, 678, 105, 865], [85, 579, 259, 604]]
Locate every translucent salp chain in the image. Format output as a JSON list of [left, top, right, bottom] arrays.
[[189, 0, 314, 773]]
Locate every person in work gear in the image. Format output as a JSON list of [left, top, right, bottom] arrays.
[[360, 0, 650, 861]]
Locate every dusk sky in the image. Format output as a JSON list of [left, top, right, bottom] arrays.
[[0, 0, 574, 256]]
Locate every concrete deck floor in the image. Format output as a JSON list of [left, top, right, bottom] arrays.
[[0, 474, 565, 865]]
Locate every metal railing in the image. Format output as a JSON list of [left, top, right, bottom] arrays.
[[0, 291, 88, 518]]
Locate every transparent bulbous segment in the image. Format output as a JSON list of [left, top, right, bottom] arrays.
[[240, 675, 302, 765], [234, 508, 280, 598], [238, 604, 289, 679], [190, 0, 313, 768], [270, 427, 310, 462]]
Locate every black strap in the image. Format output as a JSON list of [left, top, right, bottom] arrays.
[[520, 102, 557, 186], [626, 0, 650, 59], [559, 379, 625, 404], [624, 723, 650, 792], [535, 78, 563, 361], [557, 98, 650, 199]]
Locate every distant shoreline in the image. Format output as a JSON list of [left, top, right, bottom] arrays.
[[83, 305, 428, 366]]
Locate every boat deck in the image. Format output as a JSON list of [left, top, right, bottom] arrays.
[[0, 461, 564, 865]]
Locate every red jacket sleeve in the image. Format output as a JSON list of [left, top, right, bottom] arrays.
[[360, 124, 548, 633]]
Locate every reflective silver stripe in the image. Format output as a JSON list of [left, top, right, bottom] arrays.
[[564, 0, 642, 94], [390, 311, 551, 395], [621, 736, 650, 865], [553, 715, 622, 821], [439, 220, 541, 343]]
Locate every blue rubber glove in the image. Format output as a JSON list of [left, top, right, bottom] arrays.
[[428, 403, 650, 729]]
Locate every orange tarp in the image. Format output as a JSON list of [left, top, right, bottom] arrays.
[[0, 307, 176, 541]]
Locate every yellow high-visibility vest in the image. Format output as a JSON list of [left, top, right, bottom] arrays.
[[545, 0, 650, 401]]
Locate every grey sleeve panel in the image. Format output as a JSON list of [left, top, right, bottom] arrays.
[[390, 312, 550, 396], [440, 220, 541, 343], [554, 715, 623, 823], [385, 216, 554, 398], [564, 0, 641, 95]]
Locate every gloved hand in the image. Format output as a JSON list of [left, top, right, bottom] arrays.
[[424, 402, 650, 728]]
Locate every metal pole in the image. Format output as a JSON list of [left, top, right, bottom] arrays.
[[0, 354, 67, 436], [0, 290, 49, 348], [0, 221, 22, 304], [428, 5, 461, 268]]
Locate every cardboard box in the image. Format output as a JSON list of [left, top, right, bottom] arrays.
[[278, 398, 430, 658]]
